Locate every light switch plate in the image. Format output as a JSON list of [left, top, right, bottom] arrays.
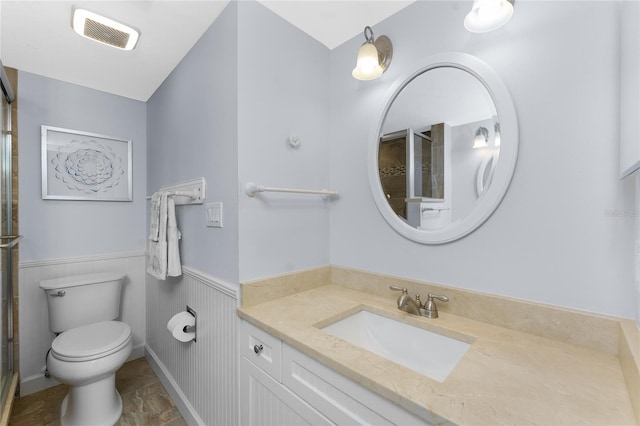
[[205, 202, 223, 228]]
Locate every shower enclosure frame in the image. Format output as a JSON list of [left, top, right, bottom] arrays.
[[0, 58, 19, 421]]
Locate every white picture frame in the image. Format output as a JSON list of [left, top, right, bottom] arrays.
[[41, 125, 132, 201]]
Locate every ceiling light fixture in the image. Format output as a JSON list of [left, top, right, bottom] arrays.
[[464, 0, 514, 33], [352, 26, 393, 81], [72, 9, 140, 51]]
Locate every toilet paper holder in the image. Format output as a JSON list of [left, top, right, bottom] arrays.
[[185, 305, 196, 342]]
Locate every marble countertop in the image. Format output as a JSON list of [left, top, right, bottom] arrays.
[[237, 284, 637, 425]]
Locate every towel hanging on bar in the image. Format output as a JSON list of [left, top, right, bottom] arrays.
[[147, 191, 182, 280]]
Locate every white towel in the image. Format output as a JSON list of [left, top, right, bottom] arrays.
[[167, 197, 182, 277], [147, 192, 169, 280], [148, 192, 162, 242]]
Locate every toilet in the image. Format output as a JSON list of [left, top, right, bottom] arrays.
[[40, 272, 133, 426]]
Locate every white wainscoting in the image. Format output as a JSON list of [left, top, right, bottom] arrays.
[[18, 251, 147, 396], [146, 266, 239, 426]]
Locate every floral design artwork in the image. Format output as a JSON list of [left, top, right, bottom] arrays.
[[51, 139, 124, 194]]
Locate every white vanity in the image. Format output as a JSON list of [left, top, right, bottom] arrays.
[[239, 319, 429, 425], [237, 266, 638, 426]]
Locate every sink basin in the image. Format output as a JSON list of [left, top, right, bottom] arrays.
[[321, 310, 471, 382]]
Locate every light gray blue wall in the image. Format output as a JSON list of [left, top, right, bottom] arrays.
[[147, 2, 239, 284], [237, 1, 331, 281], [329, 1, 636, 319], [146, 1, 330, 284], [18, 71, 147, 261]]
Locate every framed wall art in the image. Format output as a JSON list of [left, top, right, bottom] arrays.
[[41, 125, 132, 201]]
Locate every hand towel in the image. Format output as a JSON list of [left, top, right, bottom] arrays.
[[167, 197, 182, 277], [148, 192, 162, 242], [147, 192, 168, 280]]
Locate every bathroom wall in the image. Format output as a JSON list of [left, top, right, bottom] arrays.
[[237, 1, 331, 282], [18, 71, 147, 261], [328, 1, 637, 319], [17, 71, 148, 394], [145, 2, 331, 422], [146, 0, 331, 287], [146, 2, 239, 285], [145, 4, 240, 424]]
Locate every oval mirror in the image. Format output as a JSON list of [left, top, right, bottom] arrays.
[[368, 53, 518, 244]]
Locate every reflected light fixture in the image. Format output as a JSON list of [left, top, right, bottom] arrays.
[[72, 8, 140, 50], [352, 26, 393, 80], [494, 122, 501, 147], [473, 126, 489, 148], [464, 0, 514, 33]]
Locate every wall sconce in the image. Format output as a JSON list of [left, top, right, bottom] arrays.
[[494, 122, 501, 147], [472, 126, 489, 148], [352, 26, 393, 81], [464, 0, 514, 33]]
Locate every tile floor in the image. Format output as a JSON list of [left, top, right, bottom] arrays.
[[9, 357, 186, 426]]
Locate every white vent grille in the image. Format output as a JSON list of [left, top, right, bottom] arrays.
[[72, 9, 139, 51], [84, 18, 130, 49]]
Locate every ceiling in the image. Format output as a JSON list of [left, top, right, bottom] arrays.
[[0, 0, 415, 102]]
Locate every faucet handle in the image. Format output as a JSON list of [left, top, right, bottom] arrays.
[[428, 293, 449, 303], [389, 285, 408, 294], [420, 293, 449, 318]]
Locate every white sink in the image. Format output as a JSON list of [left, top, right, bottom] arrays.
[[321, 310, 471, 382]]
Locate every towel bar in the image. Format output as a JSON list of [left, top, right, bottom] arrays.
[[245, 182, 338, 199], [146, 177, 206, 205]]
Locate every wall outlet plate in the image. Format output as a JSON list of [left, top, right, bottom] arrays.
[[205, 202, 223, 228]]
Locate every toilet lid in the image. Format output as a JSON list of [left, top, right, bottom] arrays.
[[51, 321, 131, 362]]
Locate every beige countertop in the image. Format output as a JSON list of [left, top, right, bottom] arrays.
[[237, 284, 637, 425]]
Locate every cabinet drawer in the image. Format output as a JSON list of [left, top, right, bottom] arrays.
[[240, 320, 282, 381], [282, 343, 430, 425]]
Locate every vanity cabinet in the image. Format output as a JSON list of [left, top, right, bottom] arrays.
[[239, 320, 430, 426]]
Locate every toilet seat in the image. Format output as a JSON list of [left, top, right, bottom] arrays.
[[51, 321, 132, 362]]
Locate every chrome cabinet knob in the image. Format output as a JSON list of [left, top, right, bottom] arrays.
[[253, 344, 263, 354]]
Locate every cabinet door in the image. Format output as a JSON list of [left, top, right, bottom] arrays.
[[240, 357, 333, 426]]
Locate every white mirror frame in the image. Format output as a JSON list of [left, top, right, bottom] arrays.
[[368, 52, 518, 244]]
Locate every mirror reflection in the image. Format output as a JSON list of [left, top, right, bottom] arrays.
[[379, 66, 500, 231]]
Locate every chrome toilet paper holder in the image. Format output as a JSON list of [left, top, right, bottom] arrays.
[[184, 305, 197, 342]]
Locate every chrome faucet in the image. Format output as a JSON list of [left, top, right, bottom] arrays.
[[389, 286, 449, 318]]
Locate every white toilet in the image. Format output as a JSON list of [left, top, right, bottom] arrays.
[[40, 272, 133, 426]]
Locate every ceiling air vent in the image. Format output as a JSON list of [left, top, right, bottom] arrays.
[[72, 9, 139, 51]]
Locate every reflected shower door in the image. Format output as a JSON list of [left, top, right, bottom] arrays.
[[0, 69, 14, 408]]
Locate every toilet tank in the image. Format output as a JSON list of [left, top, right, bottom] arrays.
[[40, 272, 126, 333]]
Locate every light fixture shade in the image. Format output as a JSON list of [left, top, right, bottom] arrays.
[[352, 42, 384, 80], [494, 122, 501, 147], [72, 9, 139, 50], [464, 0, 514, 33], [473, 126, 489, 148]]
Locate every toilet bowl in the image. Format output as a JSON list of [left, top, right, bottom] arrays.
[[47, 321, 132, 426]]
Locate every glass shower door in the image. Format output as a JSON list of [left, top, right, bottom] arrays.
[[0, 62, 17, 411]]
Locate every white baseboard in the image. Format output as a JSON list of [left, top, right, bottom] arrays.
[[20, 343, 146, 397], [19, 372, 59, 397], [145, 344, 204, 426]]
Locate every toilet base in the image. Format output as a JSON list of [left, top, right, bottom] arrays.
[[60, 373, 123, 426]]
